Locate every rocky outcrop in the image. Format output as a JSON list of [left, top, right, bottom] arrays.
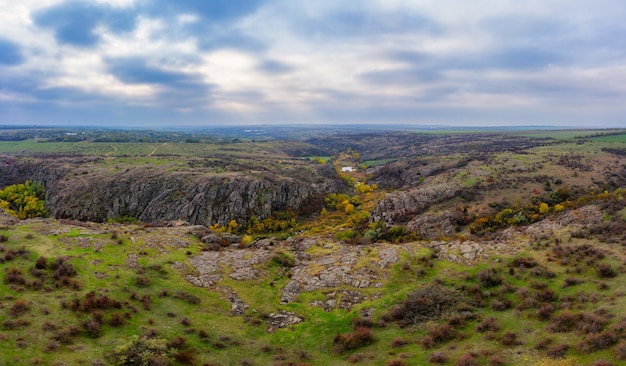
[[0, 208, 18, 226], [0, 156, 349, 226], [371, 180, 463, 225]]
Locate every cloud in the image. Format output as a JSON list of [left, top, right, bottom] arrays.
[[33, 0, 136, 47], [0, 38, 24, 65], [257, 60, 293, 75], [2, 0, 626, 127], [106, 57, 198, 85]]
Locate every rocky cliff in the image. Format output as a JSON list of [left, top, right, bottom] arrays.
[[0, 156, 350, 225]]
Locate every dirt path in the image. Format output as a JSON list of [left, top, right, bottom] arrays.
[[148, 143, 167, 156], [105, 144, 118, 157]]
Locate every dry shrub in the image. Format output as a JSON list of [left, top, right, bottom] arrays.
[[547, 310, 583, 333], [173, 291, 201, 305], [536, 303, 554, 321], [477, 268, 502, 288], [332, 327, 375, 354], [389, 337, 409, 348], [82, 319, 101, 338], [174, 350, 196, 365], [490, 298, 512, 311], [135, 275, 151, 287], [562, 277, 582, 288], [501, 332, 519, 346], [615, 340, 626, 360], [425, 324, 455, 347], [167, 336, 187, 349], [595, 263, 617, 278], [35, 256, 47, 270], [476, 317, 500, 333], [109, 313, 126, 327], [429, 351, 449, 364], [488, 355, 505, 366], [511, 256, 538, 269], [52, 326, 80, 345], [5, 267, 26, 285], [576, 331, 618, 354], [9, 298, 30, 317], [455, 353, 479, 366], [546, 344, 569, 359], [383, 284, 460, 327], [53, 260, 77, 279], [3, 319, 31, 329]]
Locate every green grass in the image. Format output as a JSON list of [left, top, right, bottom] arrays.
[[589, 133, 626, 142], [361, 158, 397, 167]]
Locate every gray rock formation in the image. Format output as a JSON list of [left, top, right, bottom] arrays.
[[371, 180, 463, 224], [0, 156, 349, 226]]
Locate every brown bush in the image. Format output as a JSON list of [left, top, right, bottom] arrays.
[[53, 260, 77, 279], [596, 263, 617, 278], [501, 332, 519, 346], [426, 324, 456, 345], [476, 317, 500, 333], [511, 257, 538, 269], [52, 326, 80, 345], [332, 327, 375, 354], [135, 275, 151, 287], [2, 319, 31, 329], [477, 268, 502, 288], [546, 343, 569, 359], [9, 298, 30, 317], [576, 331, 618, 354], [455, 353, 479, 366], [383, 284, 460, 327], [167, 336, 187, 349], [389, 337, 409, 348], [429, 351, 449, 364], [5, 267, 26, 285], [82, 319, 101, 338], [35, 256, 47, 270], [534, 337, 552, 350], [174, 350, 196, 365], [173, 291, 201, 305], [536, 303, 554, 321], [109, 313, 126, 327], [580, 313, 607, 334], [547, 310, 583, 333], [562, 277, 583, 288], [490, 298, 512, 311]]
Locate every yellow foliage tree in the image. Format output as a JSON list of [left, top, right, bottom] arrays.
[[227, 219, 239, 233], [0, 181, 48, 219]]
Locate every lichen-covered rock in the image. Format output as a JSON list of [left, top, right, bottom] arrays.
[[267, 311, 303, 333]]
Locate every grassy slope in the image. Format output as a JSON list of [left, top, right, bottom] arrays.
[[1, 133, 626, 365]]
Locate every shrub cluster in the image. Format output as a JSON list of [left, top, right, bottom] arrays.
[[383, 283, 460, 327], [332, 327, 375, 354]]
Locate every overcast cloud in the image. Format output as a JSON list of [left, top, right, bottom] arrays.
[[1, 0, 626, 127]]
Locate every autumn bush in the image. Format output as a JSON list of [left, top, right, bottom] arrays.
[[383, 283, 460, 327], [576, 331, 618, 353], [332, 327, 375, 354], [476, 317, 500, 333]]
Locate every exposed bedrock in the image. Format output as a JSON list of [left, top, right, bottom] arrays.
[[0, 157, 350, 225]]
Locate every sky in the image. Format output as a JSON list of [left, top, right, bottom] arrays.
[[1, 0, 626, 128]]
